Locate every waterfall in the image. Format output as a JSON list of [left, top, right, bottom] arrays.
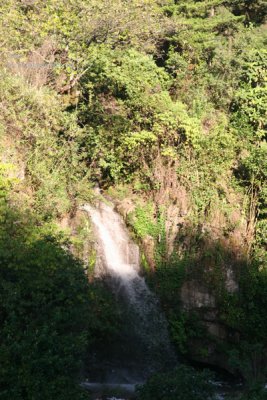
[[82, 200, 176, 384]]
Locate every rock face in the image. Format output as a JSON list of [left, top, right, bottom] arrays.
[[180, 277, 238, 372], [181, 281, 216, 310], [110, 190, 246, 374], [115, 198, 135, 219], [142, 235, 156, 271], [225, 267, 239, 293], [58, 209, 95, 276]]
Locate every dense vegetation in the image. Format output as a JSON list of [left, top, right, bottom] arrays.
[[136, 365, 215, 400], [0, 167, 122, 399], [0, 0, 266, 399]]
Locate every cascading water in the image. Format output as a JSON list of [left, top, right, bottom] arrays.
[[82, 199, 176, 385]]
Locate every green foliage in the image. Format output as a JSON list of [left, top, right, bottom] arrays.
[[239, 386, 267, 400], [128, 202, 164, 239], [0, 218, 90, 399], [0, 0, 167, 87], [230, 0, 267, 25], [150, 255, 187, 306], [169, 311, 207, 355], [232, 47, 267, 261], [217, 263, 267, 391], [0, 168, 121, 400], [0, 0, 267, 396], [128, 202, 168, 265], [77, 45, 203, 183], [232, 48, 267, 142], [0, 68, 89, 219], [87, 281, 122, 348], [222, 265, 267, 344], [136, 365, 215, 400], [0, 163, 16, 201], [229, 342, 267, 387]]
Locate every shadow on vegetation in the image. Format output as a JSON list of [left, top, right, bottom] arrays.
[[0, 204, 93, 400], [146, 225, 267, 388]]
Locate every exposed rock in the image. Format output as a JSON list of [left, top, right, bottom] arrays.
[[152, 154, 190, 257], [181, 281, 216, 310], [58, 209, 95, 275], [142, 235, 156, 271], [165, 204, 186, 256], [115, 198, 135, 219], [203, 322, 228, 340], [108, 189, 244, 374], [225, 267, 239, 293], [180, 279, 239, 371], [187, 337, 231, 372], [202, 308, 218, 322]]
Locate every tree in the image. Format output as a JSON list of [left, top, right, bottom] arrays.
[[0, 0, 169, 91], [231, 0, 267, 25], [0, 229, 90, 400]]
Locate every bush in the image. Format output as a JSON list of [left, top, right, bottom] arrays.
[[0, 232, 90, 400], [136, 365, 215, 400]]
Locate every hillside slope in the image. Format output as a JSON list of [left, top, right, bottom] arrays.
[[0, 0, 266, 398]]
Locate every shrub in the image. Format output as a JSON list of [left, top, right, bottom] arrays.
[[136, 365, 215, 400]]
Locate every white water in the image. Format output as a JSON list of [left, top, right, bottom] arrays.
[[82, 200, 175, 383], [82, 202, 139, 278]]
